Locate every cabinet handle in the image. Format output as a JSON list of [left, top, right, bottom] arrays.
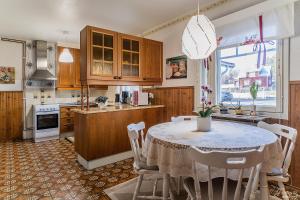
[[113, 76, 118, 79], [118, 76, 122, 79]]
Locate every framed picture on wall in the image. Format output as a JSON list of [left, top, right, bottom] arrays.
[[0, 66, 15, 84], [166, 55, 187, 79]]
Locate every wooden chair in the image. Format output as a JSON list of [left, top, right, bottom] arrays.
[[257, 121, 297, 200], [183, 146, 265, 200], [171, 116, 198, 122], [127, 122, 172, 200]]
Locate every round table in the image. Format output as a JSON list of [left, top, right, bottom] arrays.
[[142, 120, 283, 200]]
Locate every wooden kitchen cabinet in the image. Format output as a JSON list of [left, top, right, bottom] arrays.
[[80, 26, 118, 85], [57, 47, 79, 89], [118, 34, 143, 81], [80, 25, 162, 86], [60, 106, 78, 134], [143, 39, 163, 82]]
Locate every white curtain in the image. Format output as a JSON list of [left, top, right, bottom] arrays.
[[213, 0, 297, 48]]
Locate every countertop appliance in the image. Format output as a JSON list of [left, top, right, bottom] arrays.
[[131, 91, 149, 106], [33, 104, 60, 142]]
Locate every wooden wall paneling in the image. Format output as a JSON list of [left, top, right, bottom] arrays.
[[143, 86, 194, 122], [289, 82, 300, 187], [0, 92, 7, 140], [11, 92, 23, 139], [0, 92, 23, 141]]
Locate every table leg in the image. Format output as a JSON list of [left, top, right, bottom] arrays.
[[260, 172, 269, 200], [163, 173, 170, 200]]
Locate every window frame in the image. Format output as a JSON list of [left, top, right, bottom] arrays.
[[215, 40, 284, 113]]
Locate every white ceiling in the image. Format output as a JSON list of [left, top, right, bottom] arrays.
[[0, 0, 217, 44]]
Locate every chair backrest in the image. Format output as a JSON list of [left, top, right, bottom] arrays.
[[258, 121, 297, 174], [171, 115, 198, 122], [189, 146, 265, 200], [127, 122, 146, 169]]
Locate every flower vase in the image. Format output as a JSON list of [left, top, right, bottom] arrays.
[[197, 116, 211, 132]]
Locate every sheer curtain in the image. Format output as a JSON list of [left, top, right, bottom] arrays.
[[213, 0, 296, 48]]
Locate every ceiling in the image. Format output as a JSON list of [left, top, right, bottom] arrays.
[[0, 0, 217, 44]]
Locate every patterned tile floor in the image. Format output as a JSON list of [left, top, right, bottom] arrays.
[[1, 139, 300, 200], [0, 139, 137, 200]]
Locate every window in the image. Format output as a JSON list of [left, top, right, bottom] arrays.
[[216, 40, 282, 111]]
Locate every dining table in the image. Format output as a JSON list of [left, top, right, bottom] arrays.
[[142, 119, 283, 200]]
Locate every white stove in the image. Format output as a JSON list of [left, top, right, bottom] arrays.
[[33, 104, 60, 142]]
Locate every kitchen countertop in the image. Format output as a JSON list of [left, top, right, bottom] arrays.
[[72, 104, 165, 114], [59, 102, 98, 107]]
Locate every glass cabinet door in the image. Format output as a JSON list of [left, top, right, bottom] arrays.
[[91, 31, 115, 78], [120, 37, 141, 79]]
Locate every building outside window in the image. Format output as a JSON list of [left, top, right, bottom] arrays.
[[215, 40, 282, 111]]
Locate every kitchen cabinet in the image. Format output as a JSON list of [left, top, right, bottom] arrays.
[[0, 92, 23, 140], [118, 34, 143, 81], [57, 47, 107, 90], [56, 47, 79, 89], [143, 39, 163, 82], [80, 25, 162, 86], [60, 106, 78, 134]]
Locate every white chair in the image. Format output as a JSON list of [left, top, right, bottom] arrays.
[[183, 146, 265, 200], [257, 121, 297, 200], [171, 115, 198, 122], [127, 122, 172, 200]]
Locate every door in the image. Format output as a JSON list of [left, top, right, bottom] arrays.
[[0, 92, 23, 140], [89, 28, 118, 81], [57, 46, 75, 87], [118, 34, 143, 81], [143, 39, 163, 82]]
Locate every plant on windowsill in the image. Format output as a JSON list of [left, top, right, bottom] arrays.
[[250, 82, 259, 116], [197, 85, 216, 132]]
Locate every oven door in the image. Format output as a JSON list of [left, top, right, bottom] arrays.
[[36, 112, 59, 130]]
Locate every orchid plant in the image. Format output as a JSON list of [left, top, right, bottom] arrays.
[[198, 85, 216, 118]]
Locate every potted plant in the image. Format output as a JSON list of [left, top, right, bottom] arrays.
[[197, 85, 215, 132], [250, 82, 259, 116]]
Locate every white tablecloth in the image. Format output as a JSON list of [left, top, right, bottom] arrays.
[[142, 120, 283, 181]]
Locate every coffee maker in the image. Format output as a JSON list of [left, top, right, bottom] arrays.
[[121, 91, 129, 104]]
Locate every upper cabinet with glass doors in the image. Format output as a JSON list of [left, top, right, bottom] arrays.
[[80, 26, 162, 86], [118, 34, 143, 81]]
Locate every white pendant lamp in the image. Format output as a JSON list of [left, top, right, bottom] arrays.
[[59, 31, 74, 63], [182, 0, 217, 59], [59, 48, 73, 63]]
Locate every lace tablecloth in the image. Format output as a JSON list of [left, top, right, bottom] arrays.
[[142, 120, 283, 181]]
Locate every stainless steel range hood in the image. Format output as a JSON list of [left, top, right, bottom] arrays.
[[30, 40, 56, 81]]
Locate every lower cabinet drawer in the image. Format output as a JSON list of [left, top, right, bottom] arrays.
[[60, 123, 74, 133], [60, 117, 74, 133]]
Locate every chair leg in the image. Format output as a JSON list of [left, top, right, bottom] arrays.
[[152, 178, 158, 197], [250, 166, 260, 200], [177, 176, 182, 195], [133, 174, 144, 200], [278, 182, 289, 200]]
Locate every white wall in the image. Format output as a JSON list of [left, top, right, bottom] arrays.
[[0, 40, 23, 91], [290, 35, 300, 81]]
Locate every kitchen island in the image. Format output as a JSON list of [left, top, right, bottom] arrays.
[[73, 105, 165, 169]]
